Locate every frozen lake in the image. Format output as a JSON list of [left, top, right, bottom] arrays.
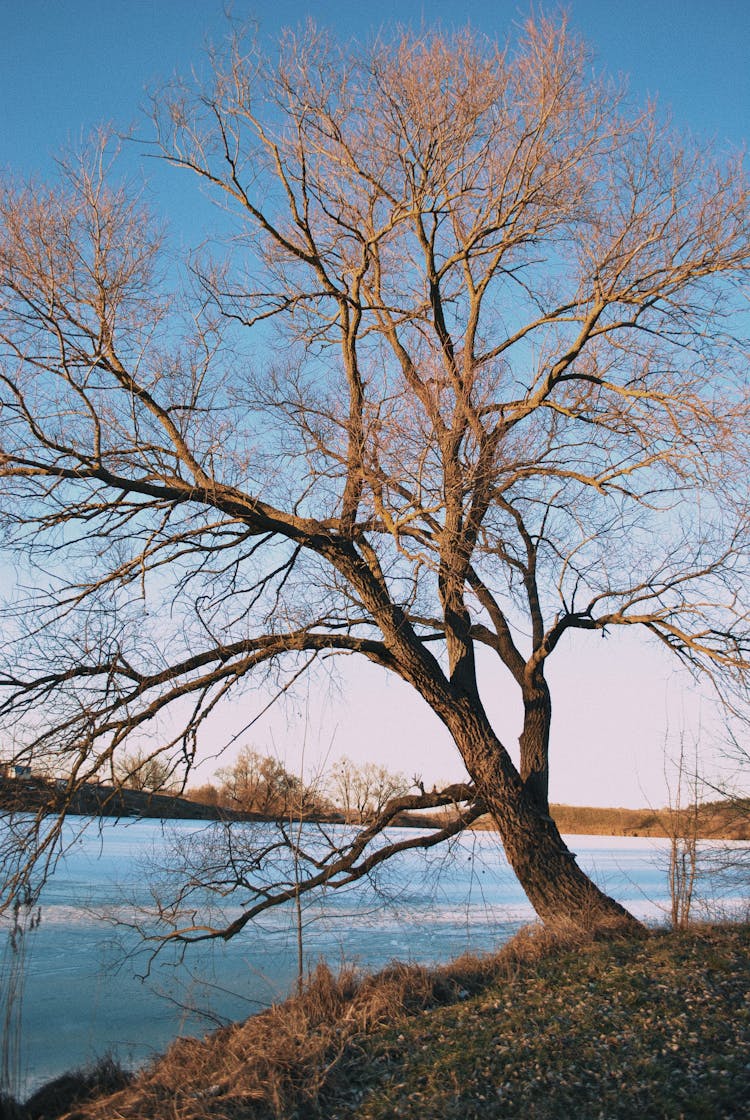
[[2, 817, 747, 1095]]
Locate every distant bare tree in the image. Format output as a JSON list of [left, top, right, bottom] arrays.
[[215, 746, 326, 817], [331, 757, 413, 823], [185, 783, 220, 808], [1, 15, 749, 936], [114, 749, 178, 794]]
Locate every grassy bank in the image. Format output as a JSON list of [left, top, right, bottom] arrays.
[[548, 801, 750, 840], [342, 924, 750, 1120], [11, 922, 750, 1120]]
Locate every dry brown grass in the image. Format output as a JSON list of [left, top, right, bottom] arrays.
[[59, 924, 606, 1120], [63, 962, 446, 1119]]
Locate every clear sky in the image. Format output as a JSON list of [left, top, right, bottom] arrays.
[[1, 1, 748, 807]]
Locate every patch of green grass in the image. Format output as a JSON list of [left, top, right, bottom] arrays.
[[331, 926, 750, 1120]]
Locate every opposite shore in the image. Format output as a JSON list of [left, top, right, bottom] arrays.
[[1, 774, 748, 840]]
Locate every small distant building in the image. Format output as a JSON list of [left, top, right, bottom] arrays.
[[0, 763, 33, 779]]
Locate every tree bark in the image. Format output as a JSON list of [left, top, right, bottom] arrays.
[[519, 674, 552, 813]]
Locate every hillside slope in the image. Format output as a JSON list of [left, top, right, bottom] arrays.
[[21, 923, 749, 1120]]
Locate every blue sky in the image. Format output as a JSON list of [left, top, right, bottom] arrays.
[[1, 1, 748, 807], [3, 0, 748, 176]]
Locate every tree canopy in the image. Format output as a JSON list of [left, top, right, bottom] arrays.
[[0, 15, 748, 934]]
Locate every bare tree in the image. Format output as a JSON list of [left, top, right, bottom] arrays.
[[330, 757, 413, 823], [185, 782, 220, 808], [214, 745, 326, 817], [661, 736, 703, 929], [0, 16, 749, 937], [115, 749, 179, 794]]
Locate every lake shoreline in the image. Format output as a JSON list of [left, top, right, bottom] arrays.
[[9, 921, 750, 1119], [3, 820, 748, 1106], [2, 776, 747, 840]]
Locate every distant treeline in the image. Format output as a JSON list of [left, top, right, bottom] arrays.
[[0, 775, 397, 826], [2, 775, 748, 839]]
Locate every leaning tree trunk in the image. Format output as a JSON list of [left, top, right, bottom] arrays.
[[519, 672, 552, 813], [365, 580, 643, 935], [444, 696, 645, 935]]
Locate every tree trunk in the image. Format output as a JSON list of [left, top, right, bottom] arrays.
[[519, 674, 552, 813], [445, 696, 645, 935], [374, 598, 644, 936]]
